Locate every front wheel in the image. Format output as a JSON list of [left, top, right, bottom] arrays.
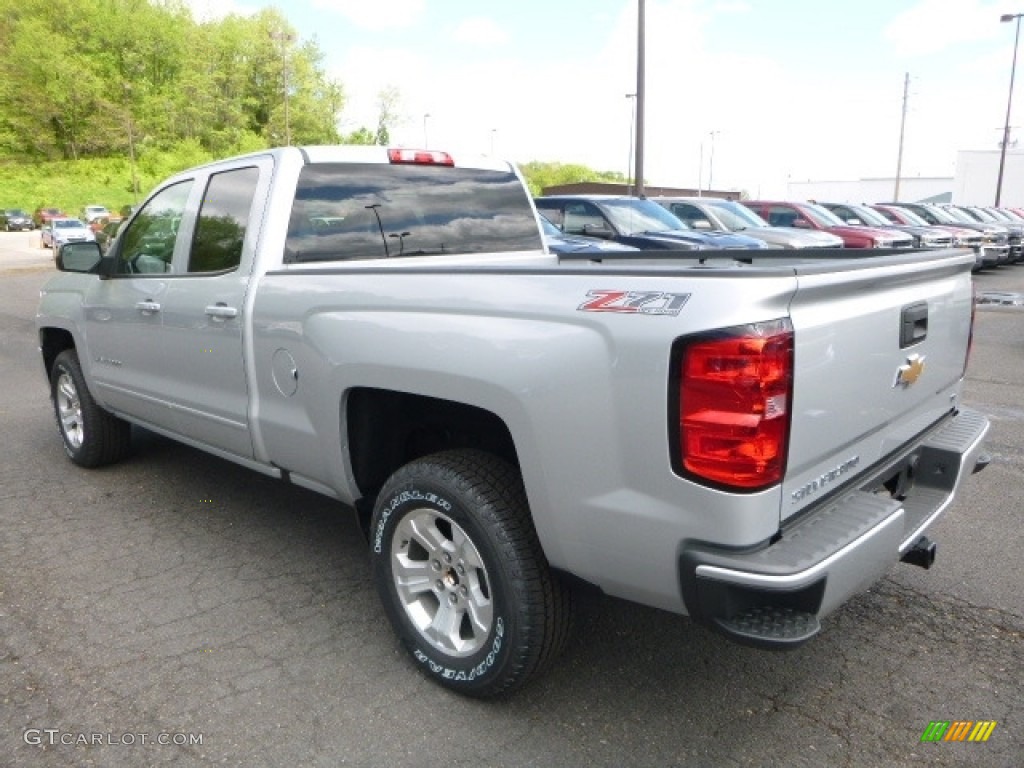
[[370, 450, 573, 697], [50, 349, 131, 467]]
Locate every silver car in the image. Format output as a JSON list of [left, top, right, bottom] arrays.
[[653, 196, 845, 249], [41, 218, 95, 249]]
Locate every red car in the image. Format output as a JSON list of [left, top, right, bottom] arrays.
[[32, 207, 65, 228], [741, 200, 913, 249]]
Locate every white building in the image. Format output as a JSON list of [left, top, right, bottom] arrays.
[[785, 176, 952, 205], [954, 149, 1024, 207]]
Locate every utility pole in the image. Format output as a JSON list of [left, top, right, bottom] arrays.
[[996, 13, 1023, 206], [894, 72, 909, 201], [634, 0, 646, 198]]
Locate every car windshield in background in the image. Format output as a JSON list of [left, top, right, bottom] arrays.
[[705, 200, 769, 229], [601, 199, 687, 235], [803, 203, 845, 227], [847, 204, 892, 227], [888, 207, 929, 226], [54, 219, 87, 229], [940, 207, 976, 225], [284, 164, 542, 262]]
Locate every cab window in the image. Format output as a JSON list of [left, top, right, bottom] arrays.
[[115, 181, 193, 275], [188, 167, 260, 273]]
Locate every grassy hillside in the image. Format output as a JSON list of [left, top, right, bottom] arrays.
[[0, 142, 217, 217]]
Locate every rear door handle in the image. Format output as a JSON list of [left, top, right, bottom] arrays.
[[135, 300, 161, 314], [205, 304, 238, 319]]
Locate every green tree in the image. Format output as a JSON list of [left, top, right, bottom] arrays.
[[518, 161, 628, 196]]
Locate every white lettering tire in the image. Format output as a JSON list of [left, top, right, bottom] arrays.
[[370, 449, 572, 697]]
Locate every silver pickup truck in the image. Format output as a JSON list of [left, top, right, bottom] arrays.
[[37, 146, 990, 697]]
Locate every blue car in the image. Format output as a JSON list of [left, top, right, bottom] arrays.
[[535, 195, 768, 251], [539, 215, 639, 254]]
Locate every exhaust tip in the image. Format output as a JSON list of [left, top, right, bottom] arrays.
[[901, 536, 937, 569]]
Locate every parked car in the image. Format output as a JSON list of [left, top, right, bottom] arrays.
[[0, 208, 34, 231], [869, 204, 986, 270], [819, 202, 952, 249], [80, 204, 111, 223], [539, 215, 639, 255], [534, 195, 769, 251], [741, 200, 914, 249], [942, 205, 1022, 262], [883, 202, 1010, 266], [41, 218, 95, 249], [652, 196, 844, 249], [33, 207, 65, 228]]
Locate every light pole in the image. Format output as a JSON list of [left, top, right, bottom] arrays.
[[490, 128, 497, 155], [270, 30, 295, 145], [707, 130, 720, 191], [996, 13, 1023, 206], [423, 113, 431, 148], [625, 93, 636, 195]]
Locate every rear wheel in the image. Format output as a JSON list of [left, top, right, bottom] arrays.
[[370, 450, 572, 697], [50, 349, 131, 467]]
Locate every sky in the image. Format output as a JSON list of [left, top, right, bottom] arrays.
[[185, 0, 1024, 197]]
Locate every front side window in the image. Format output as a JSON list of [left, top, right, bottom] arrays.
[[563, 202, 610, 236], [669, 203, 711, 228], [115, 180, 193, 275], [285, 163, 541, 262], [188, 167, 260, 273]]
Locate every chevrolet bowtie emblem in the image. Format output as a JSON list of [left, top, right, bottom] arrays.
[[894, 354, 926, 388]]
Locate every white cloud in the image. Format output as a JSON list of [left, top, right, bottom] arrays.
[[452, 17, 509, 47], [311, 0, 426, 30]]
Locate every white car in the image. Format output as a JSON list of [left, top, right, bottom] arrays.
[[81, 205, 110, 223], [41, 218, 95, 249]]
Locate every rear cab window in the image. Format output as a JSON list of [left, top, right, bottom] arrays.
[[284, 163, 542, 262]]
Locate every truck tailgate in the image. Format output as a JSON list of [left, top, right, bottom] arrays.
[[780, 249, 976, 523]]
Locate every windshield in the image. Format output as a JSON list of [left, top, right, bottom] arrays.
[[54, 219, 87, 229], [601, 198, 688, 234], [964, 207, 996, 222], [882, 206, 927, 226], [845, 204, 892, 227], [6, 209, 28, 217], [802, 203, 845, 227], [705, 200, 768, 229], [939, 207, 975, 225]]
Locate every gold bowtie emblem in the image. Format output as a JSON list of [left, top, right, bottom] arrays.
[[894, 354, 926, 388]]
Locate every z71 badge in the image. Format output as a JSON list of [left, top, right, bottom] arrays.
[[578, 290, 691, 316]]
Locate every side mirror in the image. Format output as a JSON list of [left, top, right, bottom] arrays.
[[56, 241, 103, 273], [792, 219, 810, 229], [690, 220, 712, 230], [581, 223, 614, 239]]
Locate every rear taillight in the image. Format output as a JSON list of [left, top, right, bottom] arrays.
[[672, 319, 794, 491], [388, 148, 454, 166]]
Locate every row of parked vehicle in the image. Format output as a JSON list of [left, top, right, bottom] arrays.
[[0, 204, 132, 255], [536, 194, 1024, 271]]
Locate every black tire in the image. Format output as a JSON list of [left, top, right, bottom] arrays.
[[50, 349, 131, 467], [369, 449, 573, 697]]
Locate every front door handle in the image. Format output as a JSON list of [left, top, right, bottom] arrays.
[[135, 300, 161, 314], [205, 303, 238, 319]]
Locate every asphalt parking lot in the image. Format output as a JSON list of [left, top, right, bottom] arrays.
[[1, 232, 1021, 767]]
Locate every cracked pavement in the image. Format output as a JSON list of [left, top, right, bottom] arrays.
[[1, 247, 1020, 767]]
